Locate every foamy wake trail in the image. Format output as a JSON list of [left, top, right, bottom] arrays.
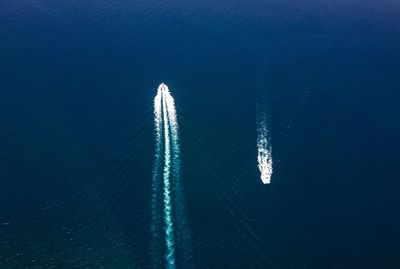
[[151, 88, 163, 268], [161, 85, 176, 269], [151, 83, 190, 269], [165, 86, 193, 268], [257, 114, 273, 184]]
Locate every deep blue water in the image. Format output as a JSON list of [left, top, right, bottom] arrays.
[[1, 1, 400, 268]]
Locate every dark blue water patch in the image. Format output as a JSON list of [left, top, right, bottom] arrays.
[[1, 0, 400, 268]]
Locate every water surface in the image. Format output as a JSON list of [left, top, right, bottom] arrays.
[[1, 1, 400, 268]]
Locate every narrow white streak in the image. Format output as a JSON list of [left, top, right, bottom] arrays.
[[161, 85, 176, 269], [154, 88, 163, 135], [257, 117, 273, 184], [164, 91, 178, 138], [150, 88, 163, 268], [164, 84, 193, 267]]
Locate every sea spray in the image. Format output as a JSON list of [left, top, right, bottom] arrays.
[[151, 83, 191, 268], [150, 87, 164, 268], [164, 85, 193, 268], [161, 85, 176, 269], [257, 112, 273, 184]]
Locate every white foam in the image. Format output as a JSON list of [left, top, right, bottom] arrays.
[[152, 83, 191, 268], [150, 87, 163, 268], [160, 84, 176, 269], [257, 119, 273, 184]]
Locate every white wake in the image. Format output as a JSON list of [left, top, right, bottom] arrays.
[[161, 84, 176, 269], [164, 84, 192, 268], [257, 115, 273, 184], [150, 87, 164, 268], [151, 83, 191, 269]]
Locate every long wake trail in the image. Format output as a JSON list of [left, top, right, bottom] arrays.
[[161, 85, 176, 269], [151, 88, 163, 268], [151, 83, 191, 269], [165, 86, 193, 268]]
